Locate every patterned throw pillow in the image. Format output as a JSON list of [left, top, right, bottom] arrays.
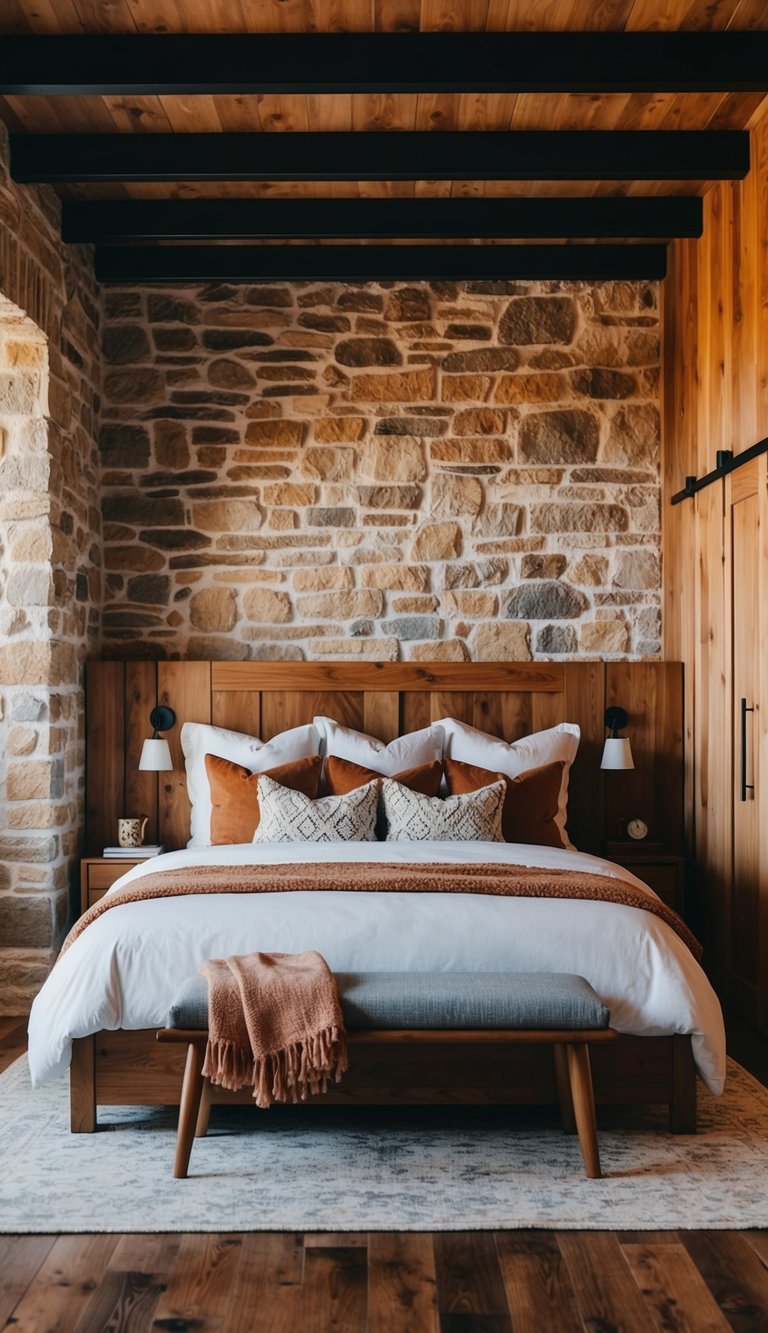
[[252, 774, 380, 843], [381, 777, 506, 843]]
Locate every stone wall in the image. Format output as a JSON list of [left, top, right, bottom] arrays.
[[0, 122, 101, 1013], [99, 278, 661, 663]]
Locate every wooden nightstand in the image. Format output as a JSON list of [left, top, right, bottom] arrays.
[[603, 843, 686, 916], [80, 857, 143, 914]]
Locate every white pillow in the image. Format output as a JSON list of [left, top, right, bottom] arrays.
[[314, 716, 444, 775], [381, 777, 506, 843], [252, 774, 379, 843], [181, 720, 319, 848], [436, 717, 580, 849]]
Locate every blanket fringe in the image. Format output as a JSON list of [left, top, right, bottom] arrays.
[[203, 1026, 349, 1109]]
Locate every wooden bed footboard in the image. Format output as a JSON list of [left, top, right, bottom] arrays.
[[70, 1029, 697, 1135]]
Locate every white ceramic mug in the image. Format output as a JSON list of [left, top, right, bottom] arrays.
[[118, 816, 149, 849]]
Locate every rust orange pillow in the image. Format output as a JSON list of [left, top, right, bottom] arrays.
[[324, 755, 443, 798], [443, 757, 566, 849], [205, 752, 322, 845]]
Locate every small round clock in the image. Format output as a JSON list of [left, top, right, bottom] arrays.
[[627, 818, 649, 841]]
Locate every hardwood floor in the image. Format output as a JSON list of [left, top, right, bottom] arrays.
[[2, 1015, 768, 1332]]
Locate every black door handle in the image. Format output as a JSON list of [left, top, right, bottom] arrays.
[[740, 697, 754, 802]]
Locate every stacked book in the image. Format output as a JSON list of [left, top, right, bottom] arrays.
[[102, 845, 164, 859]]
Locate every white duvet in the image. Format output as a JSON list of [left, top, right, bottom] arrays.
[[27, 841, 726, 1093]]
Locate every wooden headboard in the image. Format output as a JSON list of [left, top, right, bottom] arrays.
[[85, 659, 684, 857]]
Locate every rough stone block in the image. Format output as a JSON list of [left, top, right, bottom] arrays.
[[360, 564, 429, 592], [297, 590, 384, 620], [0, 834, 57, 863], [359, 438, 426, 482], [349, 369, 436, 403], [0, 895, 53, 948], [537, 625, 577, 654], [190, 586, 238, 632], [431, 473, 484, 518], [194, 499, 263, 532], [499, 296, 576, 346], [241, 588, 293, 623], [102, 325, 150, 364], [358, 485, 421, 510], [519, 410, 599, 465], [531, 503, 628, 534], [0, 371, 39, 415], [411, 522, 462, 562], [580, 619, 629, 653], [336, 338, 402, 367], [472, 622, 531, 660], [506, 582, 586, 619]]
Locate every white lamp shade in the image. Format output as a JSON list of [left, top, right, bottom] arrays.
[[139, 738, 173, 772], [600, 737, 634, 771]]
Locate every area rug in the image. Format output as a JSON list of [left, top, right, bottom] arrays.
[[1, 1055, 767, 1232]]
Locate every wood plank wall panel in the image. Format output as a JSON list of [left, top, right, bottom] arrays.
[[210, 690, 261, 739], [85, 661, 125, 855], [157, 661, 211, 852], [565, 662, 606, 857], [124, 660, 158, 847], [664, 106, 768, 1016], [86, 660, 683, 857]]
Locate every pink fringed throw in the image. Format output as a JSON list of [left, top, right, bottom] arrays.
[[199, 950, 348, 1109]]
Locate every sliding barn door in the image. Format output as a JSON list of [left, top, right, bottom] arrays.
[[727, 458, 767, 1027]]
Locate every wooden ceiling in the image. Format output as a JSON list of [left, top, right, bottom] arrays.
[[0, 0, 767, 280]]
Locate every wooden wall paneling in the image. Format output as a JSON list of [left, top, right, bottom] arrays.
[[756, 117, 768, 440], [731, 137, 758, 458], [123, 660, 159, 846], [476, 691, 534, 742], [564, 662, 605, 856], [210, 690, 261, 738], [210, 661, 566, 693], [400, 690, 431, 734], [605, 661, 683, 852], [604, 660, 657, 844], [157, 661, 211, 851], [428, 691, 469, 725], [88, 660, 683, 865], [260, 690, 364, 739], [531, 690, 566, 734], [362, 692, 400, 743], [85, 660, 125, 855], [759, 453, 768, 1029], [694, 481, 729, 988], [727, 461, 761, 1016]]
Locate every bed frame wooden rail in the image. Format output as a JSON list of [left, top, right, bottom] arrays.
[[75, 659, 693, 1133]]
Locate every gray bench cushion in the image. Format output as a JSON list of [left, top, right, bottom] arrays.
[[167, 971, 610, 1032]]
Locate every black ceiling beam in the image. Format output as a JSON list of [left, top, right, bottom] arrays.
[[94, 244, 667, 284], [2, 33, 768, 94], [63, 196, 702, 243], [11, 131, 749, 185]]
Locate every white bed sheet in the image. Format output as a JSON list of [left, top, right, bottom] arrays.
[[27, 841, 725, 1093]]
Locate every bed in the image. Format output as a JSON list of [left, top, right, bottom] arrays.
[[28, 659, 724, 1132]]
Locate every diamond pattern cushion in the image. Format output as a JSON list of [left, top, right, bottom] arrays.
[[167, 971, 610, 1032], [381, 776, 506, 842], [252, 774, 379, 843], [444, 757, 565, 849]]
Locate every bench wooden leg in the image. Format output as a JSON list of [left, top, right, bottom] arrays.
[[553, 1042, 577, 1134], [175, 1042, 206, 1179], [195, 1079, 212, 1139], [566, 1043, 602, 1179]]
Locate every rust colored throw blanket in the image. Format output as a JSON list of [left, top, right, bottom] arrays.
[[63, 861, 702, 960], [201, 950, 348, 1109]]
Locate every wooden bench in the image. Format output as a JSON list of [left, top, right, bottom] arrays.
[[157, 971, 618, 1180]]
